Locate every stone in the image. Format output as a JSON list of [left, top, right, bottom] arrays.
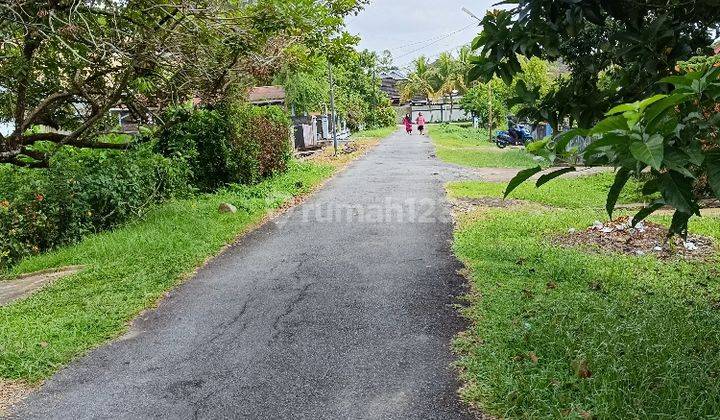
[[218, 203, 237, 214]]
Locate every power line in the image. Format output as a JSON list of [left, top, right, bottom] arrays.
[[386, 23, 476, 54]]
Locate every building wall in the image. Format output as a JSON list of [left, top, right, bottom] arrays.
[[410, 103, 470, 123]]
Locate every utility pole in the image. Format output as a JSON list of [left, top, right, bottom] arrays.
[[328, 60, 338, 156], [488, 82, 493, 142]]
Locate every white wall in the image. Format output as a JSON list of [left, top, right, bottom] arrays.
[[410, 103, 470, 123]]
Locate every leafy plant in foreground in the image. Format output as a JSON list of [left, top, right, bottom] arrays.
[[506, 66, 720, 237]]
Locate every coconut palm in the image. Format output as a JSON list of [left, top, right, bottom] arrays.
[[433, 52, 468, 121], [399, 56, 440, 103]]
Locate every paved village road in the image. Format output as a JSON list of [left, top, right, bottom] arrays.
[[10, 128, 473, 420]]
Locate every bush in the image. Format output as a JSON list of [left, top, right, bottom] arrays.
[[156, 104, 292, 187], [227, 104, 292, 184], [155, 107, 232, 192], [365, 103, 397, 129], [0, 144, 190, 269]]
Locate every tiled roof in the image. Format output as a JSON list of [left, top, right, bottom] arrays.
[[248, 86, 286, 104]]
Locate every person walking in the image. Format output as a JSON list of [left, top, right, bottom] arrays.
[[416, 112, 427, 135], [403, 113, 413, 135]]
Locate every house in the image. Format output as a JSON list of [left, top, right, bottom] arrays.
[[379, 70, 406, 105], [248, 86, 286, 106], [713, 37, 720, 55]]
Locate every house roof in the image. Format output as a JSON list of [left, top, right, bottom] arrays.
[[248, 85, 286, 104], [379, 70, 407, 80]]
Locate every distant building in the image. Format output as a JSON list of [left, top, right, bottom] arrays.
[[713, 37, 720, 55], [379, 70, 406, 105], [248, 86, 286, 106]]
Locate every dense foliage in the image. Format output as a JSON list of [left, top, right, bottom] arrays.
[[0, 145, 190, 269], [460, 57, 554, 127], [277, 50, 396, 130], [469, 0, 720, 129], [507, 65, 720, 237], [155, 104, 292, 189], [0, 0, 367, 167]]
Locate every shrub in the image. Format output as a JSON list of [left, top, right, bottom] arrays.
[[365, 103, 397, 129], [227, 104, 292, 184], [0, 144, 190, 269], [507, 64, 720, 237], [156, 104, 292, 187], [155, 107, 232, 192]]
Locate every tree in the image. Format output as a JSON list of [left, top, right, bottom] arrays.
[[399, 56, 439, 103], [469, 1, 720, 129], [0, 0, 368, 167], [506, 63, 720, 237]]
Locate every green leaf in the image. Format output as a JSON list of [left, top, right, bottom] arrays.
[[706, 153, 720, 199], [606, 103, 637, 116], [632, 200, 665, 226], [607, 168, 631, 219], [629, 134, 664, 170], [583, 133, 630, 158], [686, 145, 705, 166], [590, 115, 629, 135], [659, 172, 699, 215], [644, 93, 694, 131], [553, 129, 589, 153], [504, 166, 542, 198], [637, 94, 667, 110], [536, 167, 576, 188]]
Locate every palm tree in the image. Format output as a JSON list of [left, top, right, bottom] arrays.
[[399, 56, 440, 104], [433, 52, 468, 122]]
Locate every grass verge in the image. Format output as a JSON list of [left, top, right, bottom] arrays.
[[451, 173, 720, 418], [430, 124, 540, 168], [447, 172, 646, 209], [0, 129, 389, 383]]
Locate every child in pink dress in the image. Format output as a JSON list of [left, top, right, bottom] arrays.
[[403, 114, 413, 134]]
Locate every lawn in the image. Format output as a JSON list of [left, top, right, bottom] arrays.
[[447, 172, 647, 209], [429, 124, 540, 168], [0, 131, 388, 383], [451, 173, 720, 418]]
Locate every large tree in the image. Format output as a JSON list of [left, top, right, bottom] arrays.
[[469, 0, 720, 129], [0, 0, 367, 167]]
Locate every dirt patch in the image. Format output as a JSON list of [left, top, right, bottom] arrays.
[[0, 380, 34, 415], [462, 166, 612, 183], [555, 217, 716, 261], [0, 266, 84, 306], [450, 197, 526, 213]]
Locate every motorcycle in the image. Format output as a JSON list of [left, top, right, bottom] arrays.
[[495, 125, 533, 148]]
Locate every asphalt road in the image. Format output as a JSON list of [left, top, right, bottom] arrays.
[[10, 128, 473, 420]]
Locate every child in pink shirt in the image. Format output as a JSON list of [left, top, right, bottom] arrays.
[[416, 113, 427, 135]]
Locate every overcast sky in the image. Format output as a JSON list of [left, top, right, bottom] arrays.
[[345, 0, 502, 71]]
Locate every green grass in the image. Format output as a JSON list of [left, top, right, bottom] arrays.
[[448, 172, 646, 209], [353, 126, 396, 139], [429, 124, 540, 168], [454, 207, 720, 418], [451, 169, 720, 418], [0, 161, 334, 382]]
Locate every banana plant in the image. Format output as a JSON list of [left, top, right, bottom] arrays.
[[505, 65, 720, 238]]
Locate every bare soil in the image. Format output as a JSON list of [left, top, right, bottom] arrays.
[[0, 266, 84, 306], [0, 380, 33, 416], [555, 216, 716, 261]]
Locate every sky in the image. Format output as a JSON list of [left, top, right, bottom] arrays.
[[345, 0, 502, 72]]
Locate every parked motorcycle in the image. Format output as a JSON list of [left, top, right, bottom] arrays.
[[495, 126, 533, 148]]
